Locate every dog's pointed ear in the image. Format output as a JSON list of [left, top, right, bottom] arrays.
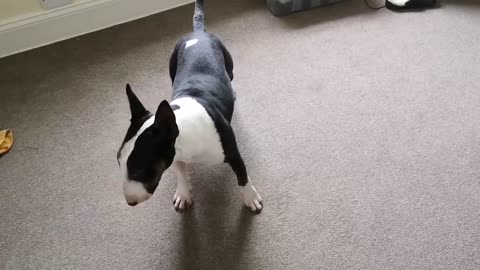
[[153, 100, 178, 138], [126, 84, 149, 120]]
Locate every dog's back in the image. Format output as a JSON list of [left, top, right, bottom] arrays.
[[169, 0, 235, 122]]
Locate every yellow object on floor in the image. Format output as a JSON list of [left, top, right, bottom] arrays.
[[0, 129, 14, 155]]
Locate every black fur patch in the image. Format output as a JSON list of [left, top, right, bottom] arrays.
[[118, 86, 179, 196], [116, 113, 152, 166], [126, 126, 175, 193], [124, 100, 179, 194], [117, 84, 153, 166]]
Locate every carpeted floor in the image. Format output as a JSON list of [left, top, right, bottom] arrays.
[[1, 0, 480, 269]]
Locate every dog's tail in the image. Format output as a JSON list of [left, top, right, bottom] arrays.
[[193, 0, 205, 32]]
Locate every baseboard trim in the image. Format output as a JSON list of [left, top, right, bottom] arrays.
[[0, 0, 194, 58]]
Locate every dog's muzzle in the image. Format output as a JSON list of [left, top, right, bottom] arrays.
[[123, 180, 152, 206]]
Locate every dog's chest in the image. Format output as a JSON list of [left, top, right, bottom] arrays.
[[172, 97, 225, 165]]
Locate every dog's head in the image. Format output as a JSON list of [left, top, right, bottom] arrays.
[[117, 84, 179, 206]]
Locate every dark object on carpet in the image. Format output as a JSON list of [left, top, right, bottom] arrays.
[[386, 0, 437, 10], [364, 0, 386, 10], [266, 0, 345, 16]]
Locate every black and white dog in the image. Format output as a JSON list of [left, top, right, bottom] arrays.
[[116, 0, 263, 213]]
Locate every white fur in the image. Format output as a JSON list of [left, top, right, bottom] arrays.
[[185, 39, 198, 49], [123, 179, 152, 204], [173, 161, 192, 210], [388, 0, 409, 6], [171, 97, 225, 165], [242, 181, 263, 212]]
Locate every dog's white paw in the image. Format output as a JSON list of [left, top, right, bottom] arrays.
[[173, 185, 192, 212], [242, 182, 263, 213]]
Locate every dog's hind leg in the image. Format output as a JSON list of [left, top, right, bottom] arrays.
[[173, 161, 193, 212], [220, 42, 234, 81], [169, 44, 179, 85], [227, 152, 263, 213], [214, 111, 262, 213]]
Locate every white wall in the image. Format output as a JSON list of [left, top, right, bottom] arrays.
[[0, 0, 42, 23], [0, 0, 193, 58], [0, 1, 102, 24]]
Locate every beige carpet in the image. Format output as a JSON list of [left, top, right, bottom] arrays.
[[1, 0, 480, 269]]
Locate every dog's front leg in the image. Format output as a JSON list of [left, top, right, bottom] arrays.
[[173, 161, 193, 212]]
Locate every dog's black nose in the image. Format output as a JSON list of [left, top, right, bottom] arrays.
[[127, 201, 138, 206]]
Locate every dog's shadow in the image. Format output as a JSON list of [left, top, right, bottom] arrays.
[[172, 166, 256, 270]]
